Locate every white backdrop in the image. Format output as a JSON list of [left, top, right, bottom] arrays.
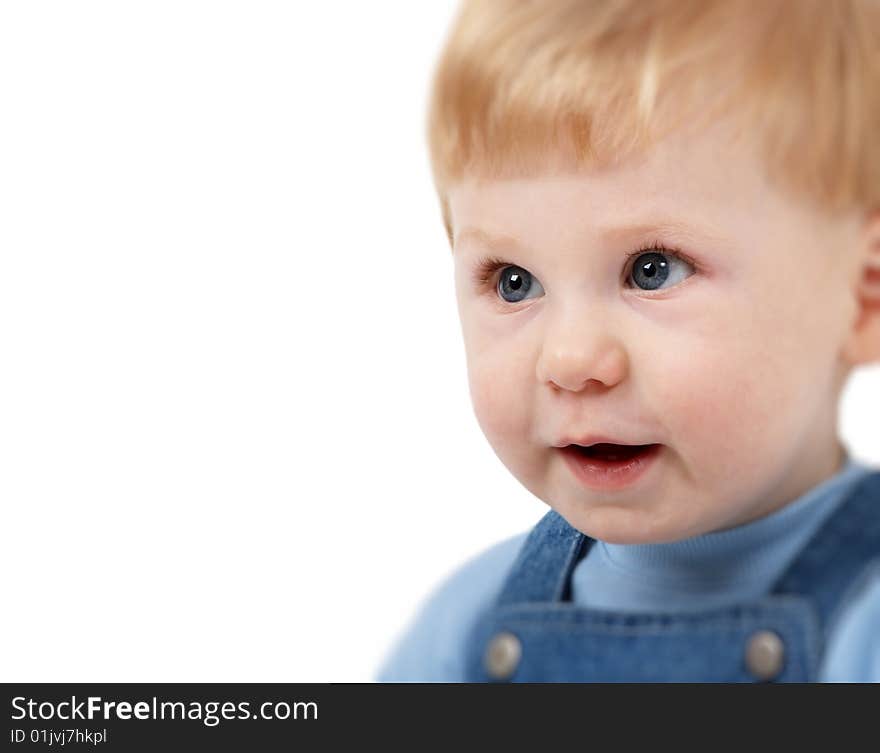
[[1, 1, 878, 683]]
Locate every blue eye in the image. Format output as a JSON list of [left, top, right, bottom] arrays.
[[628, 250, 694, 291], [497, 265, 544, 303]]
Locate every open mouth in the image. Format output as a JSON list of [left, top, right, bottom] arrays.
[[568, 442, 658, 461], [560, 442, 662, 490]]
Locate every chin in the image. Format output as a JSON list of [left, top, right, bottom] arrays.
[[591, 529, 680, 545], [563, 506, 690, 545], [581, 526, 664, 545]]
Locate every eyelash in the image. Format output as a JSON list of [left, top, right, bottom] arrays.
[[471, 239, 692, 297]]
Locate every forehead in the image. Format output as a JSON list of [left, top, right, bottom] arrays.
[[448, 119, 778, 250]]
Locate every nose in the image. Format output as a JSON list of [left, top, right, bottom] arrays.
[[536, 311, 628, 392]]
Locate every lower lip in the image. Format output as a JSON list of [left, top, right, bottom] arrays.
[[560, 444, 662, 491]]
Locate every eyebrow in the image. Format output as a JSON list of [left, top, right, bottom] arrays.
[[453, 220, 725, 253], [454, 227, 525, 253]]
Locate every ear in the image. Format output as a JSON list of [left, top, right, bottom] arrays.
[[842, 209, 880, 366]]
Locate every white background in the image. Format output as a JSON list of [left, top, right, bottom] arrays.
[[1, 1, 878, 683]]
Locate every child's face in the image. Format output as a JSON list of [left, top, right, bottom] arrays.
[[448, 119, 864, 544]]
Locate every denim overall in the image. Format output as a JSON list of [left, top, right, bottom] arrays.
[[464, 471, 880, 682]]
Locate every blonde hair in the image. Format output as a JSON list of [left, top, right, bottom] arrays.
[[426, 0, 880, 245]]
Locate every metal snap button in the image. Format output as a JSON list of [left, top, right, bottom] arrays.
[[745, 629, 785, 681], [484, 631, 521, 680]]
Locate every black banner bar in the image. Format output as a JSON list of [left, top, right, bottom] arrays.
[[1, 682, 856, 748]]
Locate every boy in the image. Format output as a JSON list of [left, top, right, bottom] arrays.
[[379, 0, 880, 681]]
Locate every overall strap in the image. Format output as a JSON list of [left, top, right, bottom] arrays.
[[772, 469, 880, 628], [495, 509, 590, 606]]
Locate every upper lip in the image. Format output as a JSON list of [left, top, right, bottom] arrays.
[[554, 434, 657, 448]]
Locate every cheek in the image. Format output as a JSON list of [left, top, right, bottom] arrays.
[[457, 294, 537, 451], [466, 350, 530, 451], [649, 314, 817, 481], [466, 348, 551, 502]]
